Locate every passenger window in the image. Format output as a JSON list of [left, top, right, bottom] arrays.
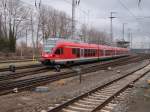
[[55, 49, 61, 55]]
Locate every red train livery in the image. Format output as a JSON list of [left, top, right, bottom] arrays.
[[41, 38, 129, 65]]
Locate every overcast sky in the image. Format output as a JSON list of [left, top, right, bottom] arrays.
[[23, 0, 150, 48]]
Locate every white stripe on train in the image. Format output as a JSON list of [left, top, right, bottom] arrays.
[[53, 54, 128, 63]]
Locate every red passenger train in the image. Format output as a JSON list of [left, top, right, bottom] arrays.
[[41, 38, 129, 65]]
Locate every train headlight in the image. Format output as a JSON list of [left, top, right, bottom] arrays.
[[45, 54, 49, 57]]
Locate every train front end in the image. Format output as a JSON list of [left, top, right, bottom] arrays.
[[41, 38, 58, 65]]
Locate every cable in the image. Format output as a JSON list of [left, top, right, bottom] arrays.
[[117, 0, 150, 36], [63, 0, 72, 5], [118, 0, 137, 18], [62, 0, 88, 15]]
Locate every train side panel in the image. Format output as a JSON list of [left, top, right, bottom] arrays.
[[41, 39, 129, 65]]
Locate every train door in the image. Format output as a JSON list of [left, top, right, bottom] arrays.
[[80, 48, 84, 58]]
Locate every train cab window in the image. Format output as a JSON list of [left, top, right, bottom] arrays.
[[55, 49, 61, 55], [55, 48, 63, 55]]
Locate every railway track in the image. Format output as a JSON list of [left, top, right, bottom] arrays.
[[78, 54, 148, 74], [0, 63, 42, 72], [0, 59, 36, 64], [0, 66, 49, 82], [47, 62, 150, 112], [0, 56, 129, 73], [99, 88, 132, 112], [0, 54, 148, 96], [0, 54, 148, 73], [0, 55, 133, 82]]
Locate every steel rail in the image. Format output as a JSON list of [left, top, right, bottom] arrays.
[[0, 55, 147, 96], [0, 58, 39, 64], [0, 64, 43, 72], [48, 62, 150, 112], [0, 55, 134, 82]]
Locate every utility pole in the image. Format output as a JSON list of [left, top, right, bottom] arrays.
[[122, 23, 127, 41], [26, 29, 28, 47], [138, 0, 142, 7], [87, 10, 90, 28], [20, 32, 23, 58], [127, 28, 131, 41], [109, 12, 116, 43], [35, 0, 41, 48], [72, 0, 80, 39], [72, 0, 75, 39], [149, 37, 150, 53], [31, 14, 35, 61], [128, 28, 132, 49], [130, 32, 132, 49]]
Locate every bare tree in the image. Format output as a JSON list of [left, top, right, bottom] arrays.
[[58, 11, 72, 37], [80, 25, 111, 45], [38, 5, 72, 40], [0, 0, 30, 52], [0, 0, 112, 54]]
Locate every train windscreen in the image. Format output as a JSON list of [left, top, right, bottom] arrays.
[[43, 39, 58, 53], [43, 45, 53, 53]]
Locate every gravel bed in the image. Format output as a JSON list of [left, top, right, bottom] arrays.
[[0, 60, 148, 112], [110, 65, 150, 112]]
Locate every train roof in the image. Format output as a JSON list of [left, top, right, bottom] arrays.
[[45, 38, 129, 51]]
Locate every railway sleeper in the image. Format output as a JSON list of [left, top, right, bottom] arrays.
[[74, 102, 96, 108], [67, 105, 93, 111], [88, 95, 108, 100], [82, 97, 104, 103], [78, 99, 100, 105], [62, 108, 79, 112], [71, 103, 94, 109]]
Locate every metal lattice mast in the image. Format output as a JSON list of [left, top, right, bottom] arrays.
[[109, 12, 116, 43], [72, 0, 75, 39], [71, 0, 80, 39]]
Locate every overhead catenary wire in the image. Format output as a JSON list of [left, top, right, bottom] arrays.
[[117, 0, 150, 36], [117, 0, 150, 49], [63, 0, 88, 16]]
